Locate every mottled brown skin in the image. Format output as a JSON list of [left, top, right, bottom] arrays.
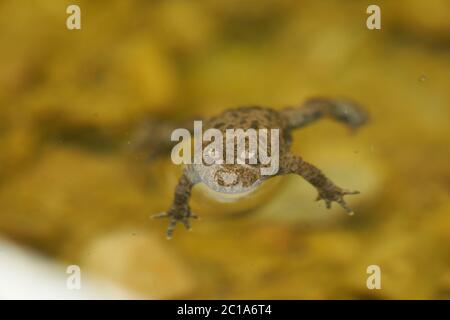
[[152, 97, 368, 238]]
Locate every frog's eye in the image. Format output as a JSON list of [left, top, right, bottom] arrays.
[[204, 148, 223, 164], [237, 150, 246, 163], [238, 150, 258, 164], [248, 150, 258, 164], [212, 149, 223, 161]]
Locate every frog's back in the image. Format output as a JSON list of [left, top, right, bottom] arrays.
[[205, 106, 286, 131], [205, 106, 292, 154]]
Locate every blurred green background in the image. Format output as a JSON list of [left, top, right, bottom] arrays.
[[0, 0, 449, 299]]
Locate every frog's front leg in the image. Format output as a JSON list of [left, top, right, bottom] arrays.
[[152, 166, 200, 239], [279, 153, 359, 215]]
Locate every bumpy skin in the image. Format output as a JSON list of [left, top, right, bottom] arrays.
[[152, 97, 368, 238]]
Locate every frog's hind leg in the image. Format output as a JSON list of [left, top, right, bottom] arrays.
[[129, 117, 201, 161], [280, 97, 368, 130]]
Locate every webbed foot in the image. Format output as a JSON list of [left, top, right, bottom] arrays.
[[152, 206, 199, 239], [316, 187, 360, 215]]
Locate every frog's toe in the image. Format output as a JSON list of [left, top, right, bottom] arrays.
[[151, 212, 168, 219], [166, 218, 178, 239], [182, 218, 192, 231]]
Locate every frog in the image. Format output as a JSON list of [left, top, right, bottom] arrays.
[[149, 97, 368, 238]]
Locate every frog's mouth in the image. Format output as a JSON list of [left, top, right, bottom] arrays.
[[194, 163, 262, 194], [214, 169, 239, 187]]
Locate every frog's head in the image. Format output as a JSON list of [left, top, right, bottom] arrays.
[[193, 135, 265, 193]]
